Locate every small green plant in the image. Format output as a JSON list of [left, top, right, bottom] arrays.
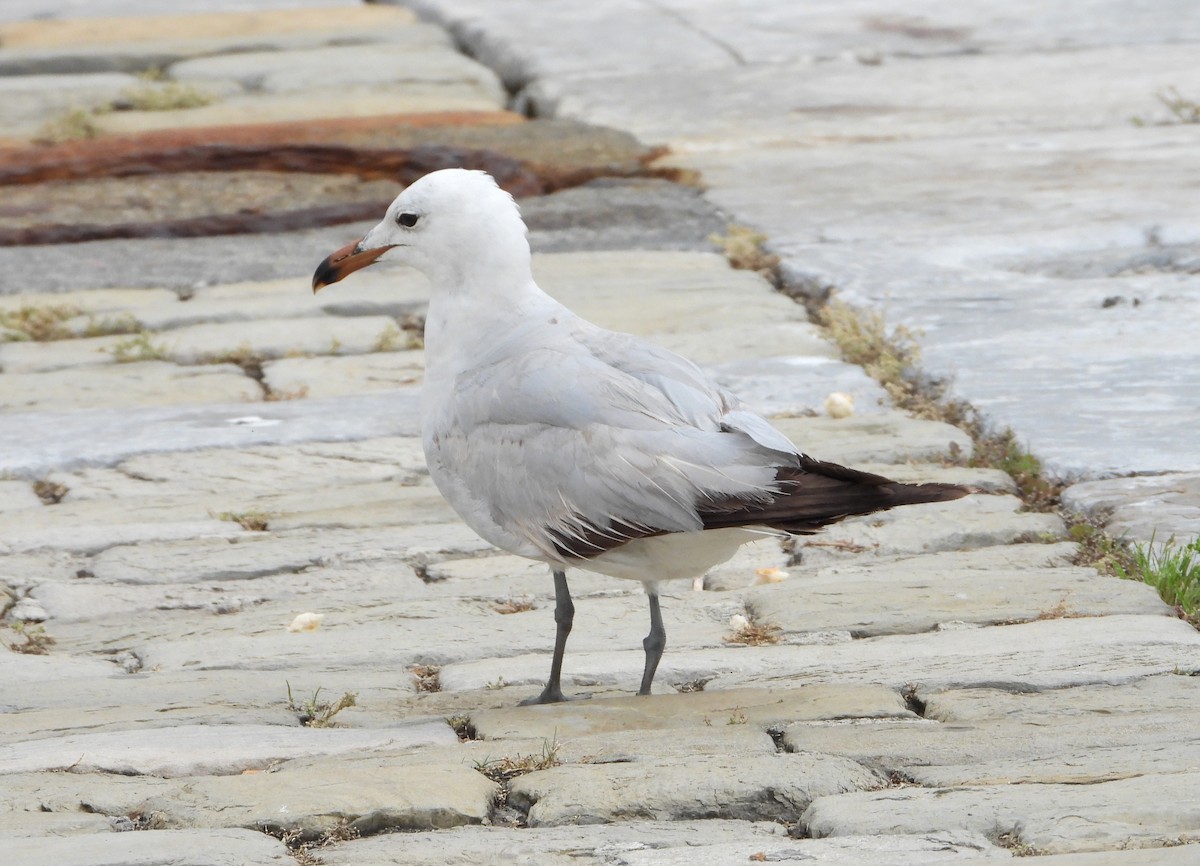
[[83, 313, 142, 338], [1069, 520, 1135, 577], [1118, 534, 1200, 625], [110, 332, 169, 363], [1131, 86, 1200, 127], [446, 714, 472, 740], [218, 510, 270, 532], [285, 682, 357, 728], [115, 79, 214, 112], [34, 108, 102, 144], [5, 622, 56, 655], [972, 429, 1059, 511], [816, 297, 1064, 510], [0, 303, 79, 342], [1157, 86, 1200, 124], [727, 708, 749, 725]]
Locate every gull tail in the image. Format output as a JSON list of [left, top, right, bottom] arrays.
[[699, 454, 975, 535]]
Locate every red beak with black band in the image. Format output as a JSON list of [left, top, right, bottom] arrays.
[[312, 239, 394, 293]]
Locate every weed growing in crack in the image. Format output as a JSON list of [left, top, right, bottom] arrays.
[[412, 664, 442, 692], [111, 332, 170, 363], [472, 735, 562, 785], [83, 313, 142, 338], [218, 510, 271, 532], [33, 479, 68, 505], [285, 682, 357, 728], [273, 821, 359, 864], [205, 343, 265, 378], [34, 108, 103, 144], [493, 595, 535, 614], [0, 303, 79, 341], [263, 384, 309, 402], [1069, 519, 1135, 576], [1118, 533, 1200, 626], [446, 714, 472, 740], [5, 622, 56, 655], [724, 610, 782, 646], [115, 77, 214, 112], [709, 225, 781, 280], [1133, 86, 1200, 126], [996, 831, 1041, 856], [816, 296, 1062, 510]]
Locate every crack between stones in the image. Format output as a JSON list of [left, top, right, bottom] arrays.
[[639, 0, 748, 67]]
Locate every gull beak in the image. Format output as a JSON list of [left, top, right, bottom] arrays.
[[312, 239, 394, 293]]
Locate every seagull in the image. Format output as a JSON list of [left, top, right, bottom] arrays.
[[313, 169, 972, 704]]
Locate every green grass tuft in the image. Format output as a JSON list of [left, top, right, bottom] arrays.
[[1118, 534, 1200, 624]]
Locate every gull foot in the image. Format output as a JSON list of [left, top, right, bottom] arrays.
[[518, 686, 590, 706]]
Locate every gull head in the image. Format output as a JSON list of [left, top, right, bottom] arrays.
[[312, 168, 529, 292]]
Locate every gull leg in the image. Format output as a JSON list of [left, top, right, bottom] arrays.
[[520, 569, 576, 705], [638, 591, 666, 696]]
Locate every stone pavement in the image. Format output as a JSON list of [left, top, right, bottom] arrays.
[[401, 0, 1200, 543], [1, 3, 1198, 865]]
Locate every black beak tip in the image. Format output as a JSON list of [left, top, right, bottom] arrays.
[[311, 255, 337, 294]]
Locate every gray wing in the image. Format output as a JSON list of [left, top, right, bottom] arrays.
[[427, 321, 800, 561]]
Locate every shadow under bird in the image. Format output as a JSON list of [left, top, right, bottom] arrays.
[[313, 169, 973, 704]]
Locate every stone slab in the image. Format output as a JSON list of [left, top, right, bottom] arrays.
[[131, 759, 494, 838], [0, 71, 137, 136], [72, 437, 426, 498], [1062, 473, 1200, 545], [796, 494, 1064, 567], [0, 361, 260, 411], [783, 679, 1200, 786], [0, 6, 415, 48], [769, 415, 973, 465], [509, 751, 883, 827], [0, 720, 456, 776], [93, 86, 504, 136], [2, 828, 292, 866], [615, 832, 1012, 866], [0, 480, 42, 511], [801, 771, 1200, 854], [155, 314, 400, 365], [438, 614, 1200, 695], [261, 352, 423, 399], [0, 810, 112, 837], [0, 648, 127, 693], [470, 684, 913, 741], [0, 390, 422, 477], [0, 668, 421, 739], [921, 672, 1200, 723], [749, 544, 1168, 637], [319, 820, 794, 866]]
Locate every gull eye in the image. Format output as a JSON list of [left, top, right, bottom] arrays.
[[396, 212, 420, 228]]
